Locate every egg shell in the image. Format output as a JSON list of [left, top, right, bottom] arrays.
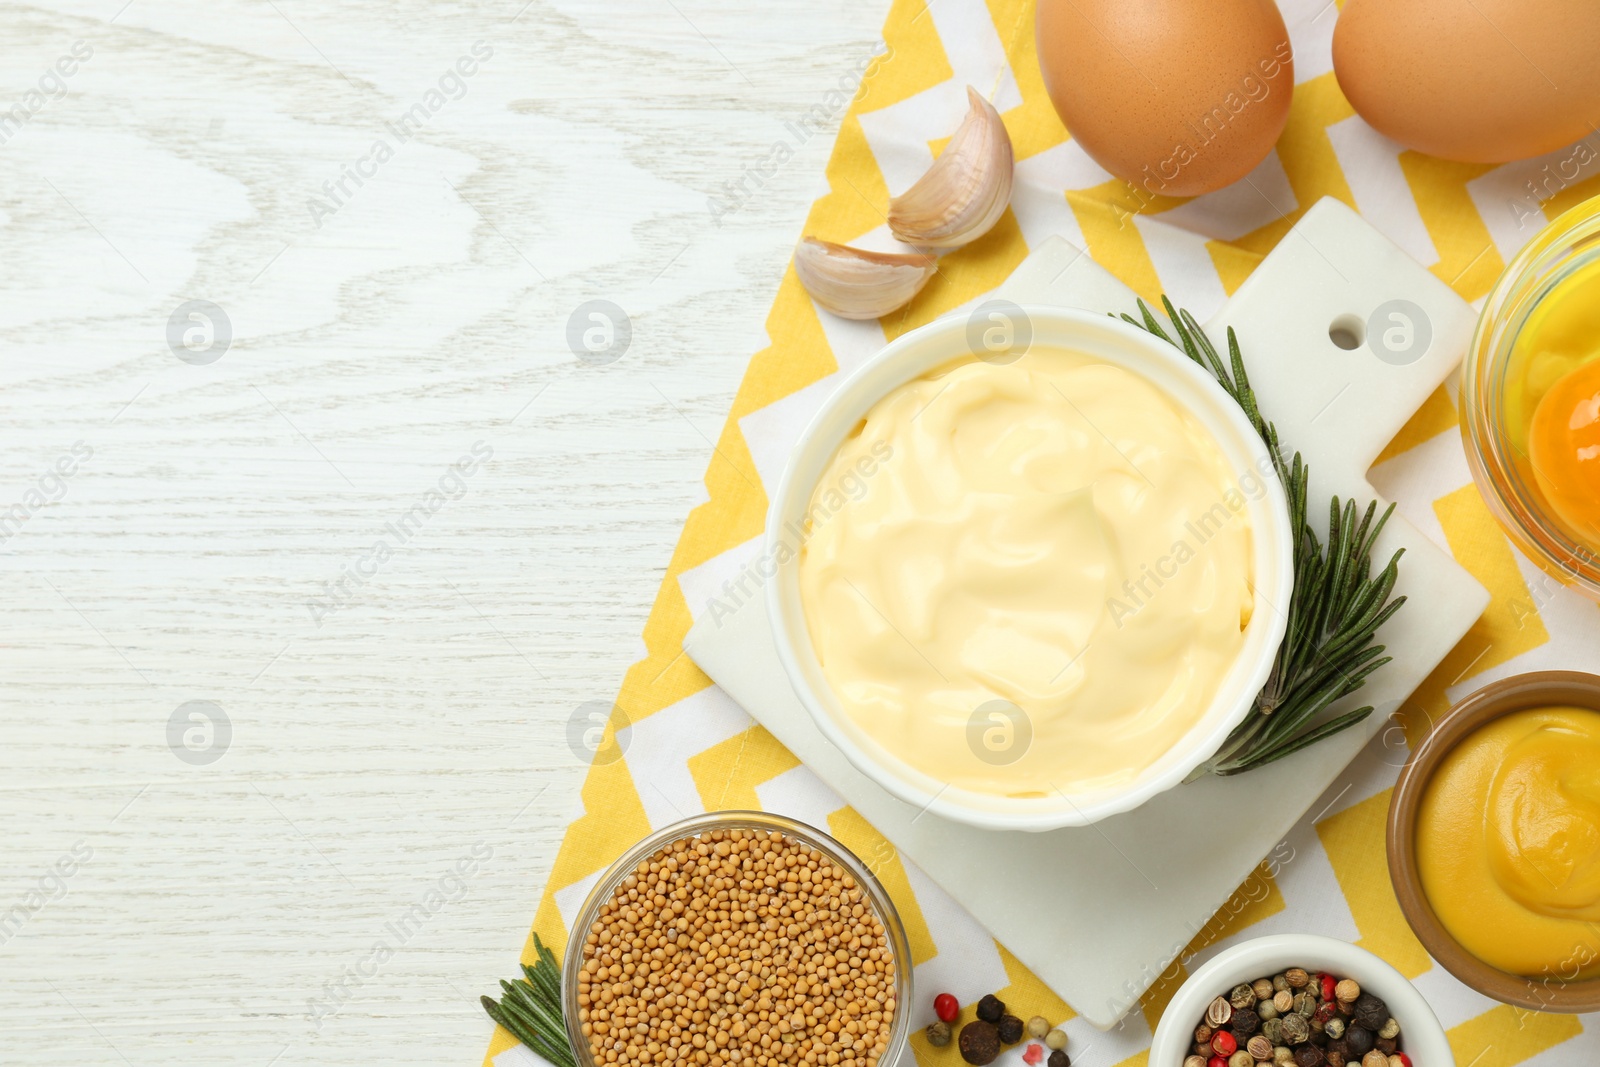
[[1333, 0, 1600, 163], [1036, 0, 1294, 198]]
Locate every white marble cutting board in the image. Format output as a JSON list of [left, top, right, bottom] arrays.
[[683, 198, 1491, 1029]]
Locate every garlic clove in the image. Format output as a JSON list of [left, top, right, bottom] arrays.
[[888, 86, 1014, 249], [792, 237, 937, 321]]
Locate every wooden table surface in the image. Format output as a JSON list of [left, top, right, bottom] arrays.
[[0, 2, 883, 1062]]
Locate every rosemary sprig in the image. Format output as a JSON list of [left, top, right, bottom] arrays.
[[482, 934, 578, 1067], [1123, 297, 1407, 777]]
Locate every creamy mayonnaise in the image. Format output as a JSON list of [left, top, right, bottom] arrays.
[[798, 349, 1256, 796]]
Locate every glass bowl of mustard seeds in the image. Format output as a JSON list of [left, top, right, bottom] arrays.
[[562, 810, 912, 1067]]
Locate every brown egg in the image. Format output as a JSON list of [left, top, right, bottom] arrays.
[[1333, 0, 1600, 163], [1036, 0, 1294, 198]]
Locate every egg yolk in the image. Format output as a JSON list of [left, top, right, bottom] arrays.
[[1529, 359, 1600, 543], [1505, 253, 1600, 550]]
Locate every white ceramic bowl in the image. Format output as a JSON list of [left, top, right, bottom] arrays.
[[1151, 934, 1454, 1066], [766, 306, 1294, 831]]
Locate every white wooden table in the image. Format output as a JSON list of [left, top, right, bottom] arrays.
[[0, 2, 884, 1062]]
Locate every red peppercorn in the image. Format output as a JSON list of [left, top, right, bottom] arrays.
[[1211, 1031, 1237, 1057], [935, 993, 960, 1023], [1022, 1044, 1044, 1065], [1320, 974, 1337, 1003], [1208, 1058, 1227, 1067]]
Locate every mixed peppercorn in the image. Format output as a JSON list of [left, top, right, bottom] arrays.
[[924, 991, 1069, 1067], [1186, 969, 1411, 1067]]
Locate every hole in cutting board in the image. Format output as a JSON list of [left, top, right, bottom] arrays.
[[1329, 314, 1365, 351]]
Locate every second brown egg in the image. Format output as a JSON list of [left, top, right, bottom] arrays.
[[1333, 0, 1600, 164]]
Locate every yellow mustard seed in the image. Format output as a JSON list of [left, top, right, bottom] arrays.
[[577, 830, 896, 1067]]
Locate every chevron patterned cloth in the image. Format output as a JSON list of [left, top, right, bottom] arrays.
[[484, 1, 1600, 1065]]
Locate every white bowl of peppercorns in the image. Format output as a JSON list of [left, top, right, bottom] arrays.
[[1150, 935, 1453, 1067]]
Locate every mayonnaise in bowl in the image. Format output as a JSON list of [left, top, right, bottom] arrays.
[[767, 308, 1292, 829], [800, 348, 1259, 796]]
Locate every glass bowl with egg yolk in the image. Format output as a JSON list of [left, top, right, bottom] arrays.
[[1464, 194, 1600, 598]]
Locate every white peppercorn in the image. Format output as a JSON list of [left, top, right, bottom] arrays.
[[1377, 1018, 1399, 1040], [1027, 1016, 1050, 1040], [1044, 1028, 1068, 1051]]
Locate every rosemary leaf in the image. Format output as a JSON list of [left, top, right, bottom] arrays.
[[1244, 648, 1391, 760], [504, 979, 568, 1039], [482, 997, 536, 1050], [1229, 706, 1377, 772], [1322, 588, 1405, 667], [524, 959, 561, 1005], [482, 934, 578, 1067], [1125, 300, 1407, 776], [1225, 327, 1264, 434], [487, 994, 574, 1067]]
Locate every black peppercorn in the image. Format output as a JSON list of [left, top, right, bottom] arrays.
[[1294, 1046, 1326, 1067], [996, 1015, 1024, 1045], [1375, 1037, 1397, 1056], [959, 1021, 1001, 1066], [976, 995, 1006, 1024], [1344, 1026, 1374, 1057], [1231, 1008, 1260, 1036], [1047, 1052, 1070, 1067], [1326, 1038, 1351, 1065], [1352, 993, 1388, 1032]]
